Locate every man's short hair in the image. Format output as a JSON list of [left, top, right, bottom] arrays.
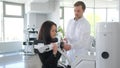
[[74, 1, 86, 11]]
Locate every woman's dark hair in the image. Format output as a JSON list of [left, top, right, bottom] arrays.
[[38, 20, 57, 45]]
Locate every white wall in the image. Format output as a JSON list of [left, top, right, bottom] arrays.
[[25, 0, 60, 29], [25, 13, 48, 31], [25, 0, 55, 14], [0, 42, 22, 53], [27, 13, 36, 28], [47, 0, 60, 25], [36, 14, 48, 30]]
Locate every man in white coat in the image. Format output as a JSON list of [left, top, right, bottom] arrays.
[[65, 1, 91, 62]]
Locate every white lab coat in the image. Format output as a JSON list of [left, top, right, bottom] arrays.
[[66, 16, 91, 62]]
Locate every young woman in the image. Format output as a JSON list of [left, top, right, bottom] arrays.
[[38, 20, 71, 68]]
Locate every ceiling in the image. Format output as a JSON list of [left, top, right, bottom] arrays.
[[1, 0, 119, 8]]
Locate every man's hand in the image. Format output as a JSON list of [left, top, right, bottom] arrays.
[[63, 43, 71, 51], [63, 38, 68, 43]]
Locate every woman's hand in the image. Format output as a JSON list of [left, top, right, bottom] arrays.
[[52, 43, 58, 55]]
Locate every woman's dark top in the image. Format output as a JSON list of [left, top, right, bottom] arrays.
[[38, 50, 61, 68]]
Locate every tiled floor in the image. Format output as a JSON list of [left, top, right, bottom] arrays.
[[0, 52, 96, 68], [0, 53, 42, 68]]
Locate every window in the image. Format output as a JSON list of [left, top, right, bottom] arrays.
[[3, 2, 24, 17], [95, 8, 106, 23], [2, 2, 24, 42], [60, 7, 64, 19], [60, 0, 119, 37], [0, 66, 3, 68], [4, 17, 24, 41], [60, 7, 119, 37], [84, 8, 94, 36], [64, 7, 74, 33], [107, 8, 119, 22], [60, 19, 64, 29], [59, 7, 64, 30], [5, 4, 22, 16]]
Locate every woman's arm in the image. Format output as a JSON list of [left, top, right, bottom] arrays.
[[38, 43, 61, 66], [38, 51, 61, 66]]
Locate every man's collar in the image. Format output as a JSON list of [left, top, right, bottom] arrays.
[[74, 16, 84, 21]]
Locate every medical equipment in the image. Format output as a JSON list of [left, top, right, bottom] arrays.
[[34, 38, 64, 53], [34, 38, 96, 68], [96, 22, 120, 68], [23, 27, 38, 55], [34, 38, 71, 68]]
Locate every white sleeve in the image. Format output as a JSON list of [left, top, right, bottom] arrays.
[[34, 43, 53, 53], [65, 20, 71, 39]]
